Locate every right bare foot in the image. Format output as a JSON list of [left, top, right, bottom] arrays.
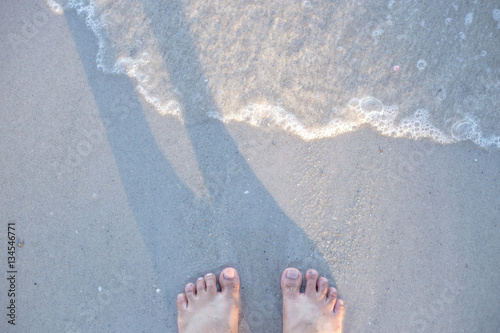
[[281, 268, 344, 333]]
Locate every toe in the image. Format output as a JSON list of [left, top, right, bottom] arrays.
[[219, 267, 240, 297], [281, 267, 303, 297], [326, 287, 338, 309], [196, 277, 206, 293], [177, 293, 187, 310], [305, 269, 319, 296], [317, 277, 329, 298], [185, 283, 196, 302], [205, 273, 217, 294], [334, 298, 344, 316]]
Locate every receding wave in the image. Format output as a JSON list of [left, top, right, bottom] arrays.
[[48, 0, 500, 148]]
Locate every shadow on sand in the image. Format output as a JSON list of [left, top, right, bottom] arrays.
[[66, 2, 335, 330]]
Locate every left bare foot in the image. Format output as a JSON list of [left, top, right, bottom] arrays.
[[177, 267, 240, 333]]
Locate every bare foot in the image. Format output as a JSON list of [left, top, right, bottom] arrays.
[[177, 267, 240, 333], [281, 268, 344, 333]]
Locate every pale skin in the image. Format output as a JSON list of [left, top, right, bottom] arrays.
[[177, 267, 344, 333]]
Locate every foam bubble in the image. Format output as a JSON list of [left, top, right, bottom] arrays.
[[416, 59, 427, 71], [465, 12, 473, 26], [493, 9, 500, 28], [452, 120, 476, 140], [347, 98, 361, 109], [44, 0, 64, 14], [361, 97, 383, 112]]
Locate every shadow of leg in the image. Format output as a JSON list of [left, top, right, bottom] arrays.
[[65, 9, 236, 329], [143, 1, 336, 331]]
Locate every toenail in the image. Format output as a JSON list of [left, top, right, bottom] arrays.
[[187, 285, 194, 291], [310, 270, 318, 276], [206, 273, 213, 277], [197, 277, 204, 281], [223, 268, 235, 279], [286, 268, 299, 279]]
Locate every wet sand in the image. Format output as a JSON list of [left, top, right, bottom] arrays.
[[1, 1, 499, 332]]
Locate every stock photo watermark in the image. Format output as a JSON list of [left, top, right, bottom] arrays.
[[5, 222, 18, 326], [393, 140, 436, 182], [8, 5, 50, 51], [51, 97, 133, 180], [64, 271, 135, 333], [402, 279, 462, 333]]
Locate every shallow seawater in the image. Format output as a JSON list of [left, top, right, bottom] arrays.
[[48, 0, 500, 148]]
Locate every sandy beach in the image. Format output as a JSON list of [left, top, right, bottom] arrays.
[[1, 1, 499, 332]]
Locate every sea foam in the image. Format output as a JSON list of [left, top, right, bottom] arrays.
[[48, 0, 500, 149]]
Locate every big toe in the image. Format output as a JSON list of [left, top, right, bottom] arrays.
[[281, 267, 303, 296], [219, 267, 240, 296]]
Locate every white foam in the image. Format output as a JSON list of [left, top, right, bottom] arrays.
[[494, 9, 500, 28], [465, 12, 473, 26], [62, 0, 118, 73], [214, 99, 500, 149], [45, 0, 64, 14], [54, 0, 183, 118]]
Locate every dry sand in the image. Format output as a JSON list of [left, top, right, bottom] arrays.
[[1, 1, 499, 332]]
